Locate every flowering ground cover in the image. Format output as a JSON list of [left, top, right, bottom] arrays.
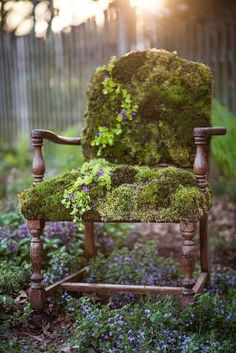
[[0, 212, 235, 353]]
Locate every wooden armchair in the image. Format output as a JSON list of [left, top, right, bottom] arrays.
[[19, 49, 226, 320]]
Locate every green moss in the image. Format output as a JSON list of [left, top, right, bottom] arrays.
[[135, 182, 160, 208], [19, 162, 210, 223], [19, 170, 80, 221], [111, 51, 147, 83], [171, 186, 207, 219], [82, 49, 212, 166], [111, 165, 137, 187], [97, 184, 135, 221]]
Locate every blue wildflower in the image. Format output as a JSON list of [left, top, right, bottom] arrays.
[[132, 111, 137, 117], [98, 170, 104, 177], [69, 193, 75, 200], [82, 185, 90, 193], [120, 108, 128, 120], [8, 242, 18, 253]]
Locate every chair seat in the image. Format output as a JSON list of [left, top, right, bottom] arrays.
[[19, 161, 210, 223]]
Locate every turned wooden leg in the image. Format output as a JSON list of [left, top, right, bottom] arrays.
[[180, 221, 196, 306], [84, 221, 96, 261], [200, 214, 210, 277], [28, 220, 45, 319]]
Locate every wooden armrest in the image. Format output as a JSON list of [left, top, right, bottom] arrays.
[[193, 126, 226, 193], [194, 127, 227, 137], [31, 129, 81, 184], [31, 129, 81, 145]]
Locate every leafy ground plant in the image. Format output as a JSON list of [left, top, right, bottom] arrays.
[[211, 100, 236, 199], [64, 291, 236, 353]]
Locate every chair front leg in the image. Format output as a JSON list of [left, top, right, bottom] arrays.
[[28, 220, 45, 319], [180, 221, 196, 305]]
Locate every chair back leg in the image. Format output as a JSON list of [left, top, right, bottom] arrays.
[[200, 214, 210, 277], [84, 221, 96, 261]]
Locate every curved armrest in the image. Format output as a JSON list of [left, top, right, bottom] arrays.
[[194, 127, 227, 137], [32, 129, 81, 145], [31, 129, 81, 184]]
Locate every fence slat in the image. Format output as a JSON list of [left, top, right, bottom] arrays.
[[0, 12, 235, 147]]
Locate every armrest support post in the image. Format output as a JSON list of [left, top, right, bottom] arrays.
[[193, 131, 208, 193], [193, 126, 226, 192], [32, 135, 45, 184], [31, 129, 81, 185]]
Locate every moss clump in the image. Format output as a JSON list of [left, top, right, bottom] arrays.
[[19, 161, 210, 223], [19, 170, 80, 221], [82, 49, 212, 166]]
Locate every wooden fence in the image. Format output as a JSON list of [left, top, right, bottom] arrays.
[[0, 7, 118, 146], [0, 5, 235, 147]]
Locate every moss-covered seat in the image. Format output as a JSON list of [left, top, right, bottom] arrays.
[[19, 49, 226, 318], [20, 161, 210, 223]]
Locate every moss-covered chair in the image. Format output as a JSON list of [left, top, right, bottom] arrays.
[[19, 49, 226, 318]]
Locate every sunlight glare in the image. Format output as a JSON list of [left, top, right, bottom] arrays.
[[130, 0, 164, 13], [52, 0, 109, 32]]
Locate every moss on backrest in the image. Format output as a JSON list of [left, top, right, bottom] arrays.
[[82, 49, 212, 166]]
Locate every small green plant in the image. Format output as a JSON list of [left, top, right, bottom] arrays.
[[91, 62, 138, 156], [62, 159, 113, 222]]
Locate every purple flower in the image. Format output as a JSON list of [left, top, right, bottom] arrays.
[[69, 193, 75, 200], [120, 108, 128, 120], [17, 223, 30, 238], [44, 222, 76, 241], [8, 242, 18, 253], [82, 185, 90, 193], [132, 111, 137, 117], [98, 170, 104, 177]]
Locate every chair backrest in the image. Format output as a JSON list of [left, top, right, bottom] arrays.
[[82, 49, 212, 167]]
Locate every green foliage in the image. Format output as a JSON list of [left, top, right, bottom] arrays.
[[91, 69, 138, 156], [0, 261, 30, 294], [212, 100, 236, 178], [44, 124, 84, 178], [64, 291, 236, 353], [97, 223, 136, 252], [0, 260, 31, 334], [211, 100, 236, 199], [0, 138, 32, 210], [86, 242, 180, 291], [62, 159, 113, 222], [82, 49, 212, 166], [0, 124, 84, 212]]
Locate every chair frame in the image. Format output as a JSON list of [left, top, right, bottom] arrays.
[[27, 126, 226, 319]]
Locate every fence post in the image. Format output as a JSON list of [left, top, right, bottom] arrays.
[[116, 0, 136, 55]]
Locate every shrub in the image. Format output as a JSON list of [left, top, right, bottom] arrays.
[[211, 100, 236, 199]]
